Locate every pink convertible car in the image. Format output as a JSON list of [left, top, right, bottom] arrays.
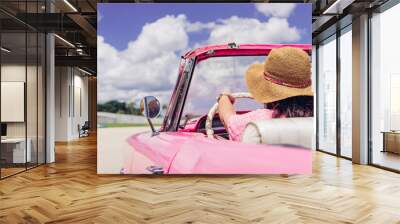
[[123, 43, 313, 174]]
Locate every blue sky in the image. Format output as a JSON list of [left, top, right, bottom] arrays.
[[97, 3, 311, 104], [98, 3, 311, 51]]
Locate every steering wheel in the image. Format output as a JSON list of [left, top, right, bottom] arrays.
[[205, 92, 253, 138]]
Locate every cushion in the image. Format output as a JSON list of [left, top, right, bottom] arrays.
[[241, 117, 313, 149]]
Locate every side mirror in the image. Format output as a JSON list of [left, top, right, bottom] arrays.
[[140, 96, 160, 135]]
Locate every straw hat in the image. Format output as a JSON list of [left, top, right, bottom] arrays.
[[245, 47, 313, 104]]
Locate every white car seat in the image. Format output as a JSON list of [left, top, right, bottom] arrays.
[[241, 117, 314, 149]]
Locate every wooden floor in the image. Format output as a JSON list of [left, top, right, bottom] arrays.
[[1, 135, 400, 223], [0, 167, 26, 178]]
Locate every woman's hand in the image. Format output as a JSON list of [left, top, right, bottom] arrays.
[[217, 91, 235, 104], [217, 92, 236, 128]]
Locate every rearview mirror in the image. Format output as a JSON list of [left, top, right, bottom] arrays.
[[140, 96, 160, 119], [140, 96, 160, 135]]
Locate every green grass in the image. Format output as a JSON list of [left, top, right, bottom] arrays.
[[99, 123, 162, 128]]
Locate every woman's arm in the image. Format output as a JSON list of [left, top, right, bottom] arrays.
[[218, 95, 236, 128]]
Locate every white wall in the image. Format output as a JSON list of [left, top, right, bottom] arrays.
[[55, 67, 89, 141], [55, 66, 69, 141], [1, 82, 25, 122], [74, 73, 89, 134], [1, 63, 46, 164], [1, 64, 37, 137], [1, 65, 26, 140]]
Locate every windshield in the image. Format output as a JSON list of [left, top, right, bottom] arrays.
[[179, 56, 266, 126]]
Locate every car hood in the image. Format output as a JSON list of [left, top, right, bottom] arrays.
[[127, 131, 312, 174]]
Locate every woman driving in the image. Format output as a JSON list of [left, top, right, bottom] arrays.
[[217, 47, 313, 141]]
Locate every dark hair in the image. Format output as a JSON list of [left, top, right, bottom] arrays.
[[265, 96, 313, 118]]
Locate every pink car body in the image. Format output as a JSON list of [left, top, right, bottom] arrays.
[[123, 43, 312, 174]]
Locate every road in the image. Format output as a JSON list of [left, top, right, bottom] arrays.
[[97, 126, 151, 174]]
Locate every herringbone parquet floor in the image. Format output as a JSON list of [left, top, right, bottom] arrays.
[[1, 134, 400, 224]]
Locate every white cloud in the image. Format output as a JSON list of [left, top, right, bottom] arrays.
[[122, 14, 189, 62], [208, 16, 300, 45], [98, 10, 303, 111], [185, 21, 216, 32], [97, 15, 192, 105], [98, 14, 219, 105], [255, 3, 296, 18]]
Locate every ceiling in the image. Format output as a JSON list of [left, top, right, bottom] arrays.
[[1, 0, 97, 74], [0, 0, 393, 74], [311, 0, 389, 43]]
